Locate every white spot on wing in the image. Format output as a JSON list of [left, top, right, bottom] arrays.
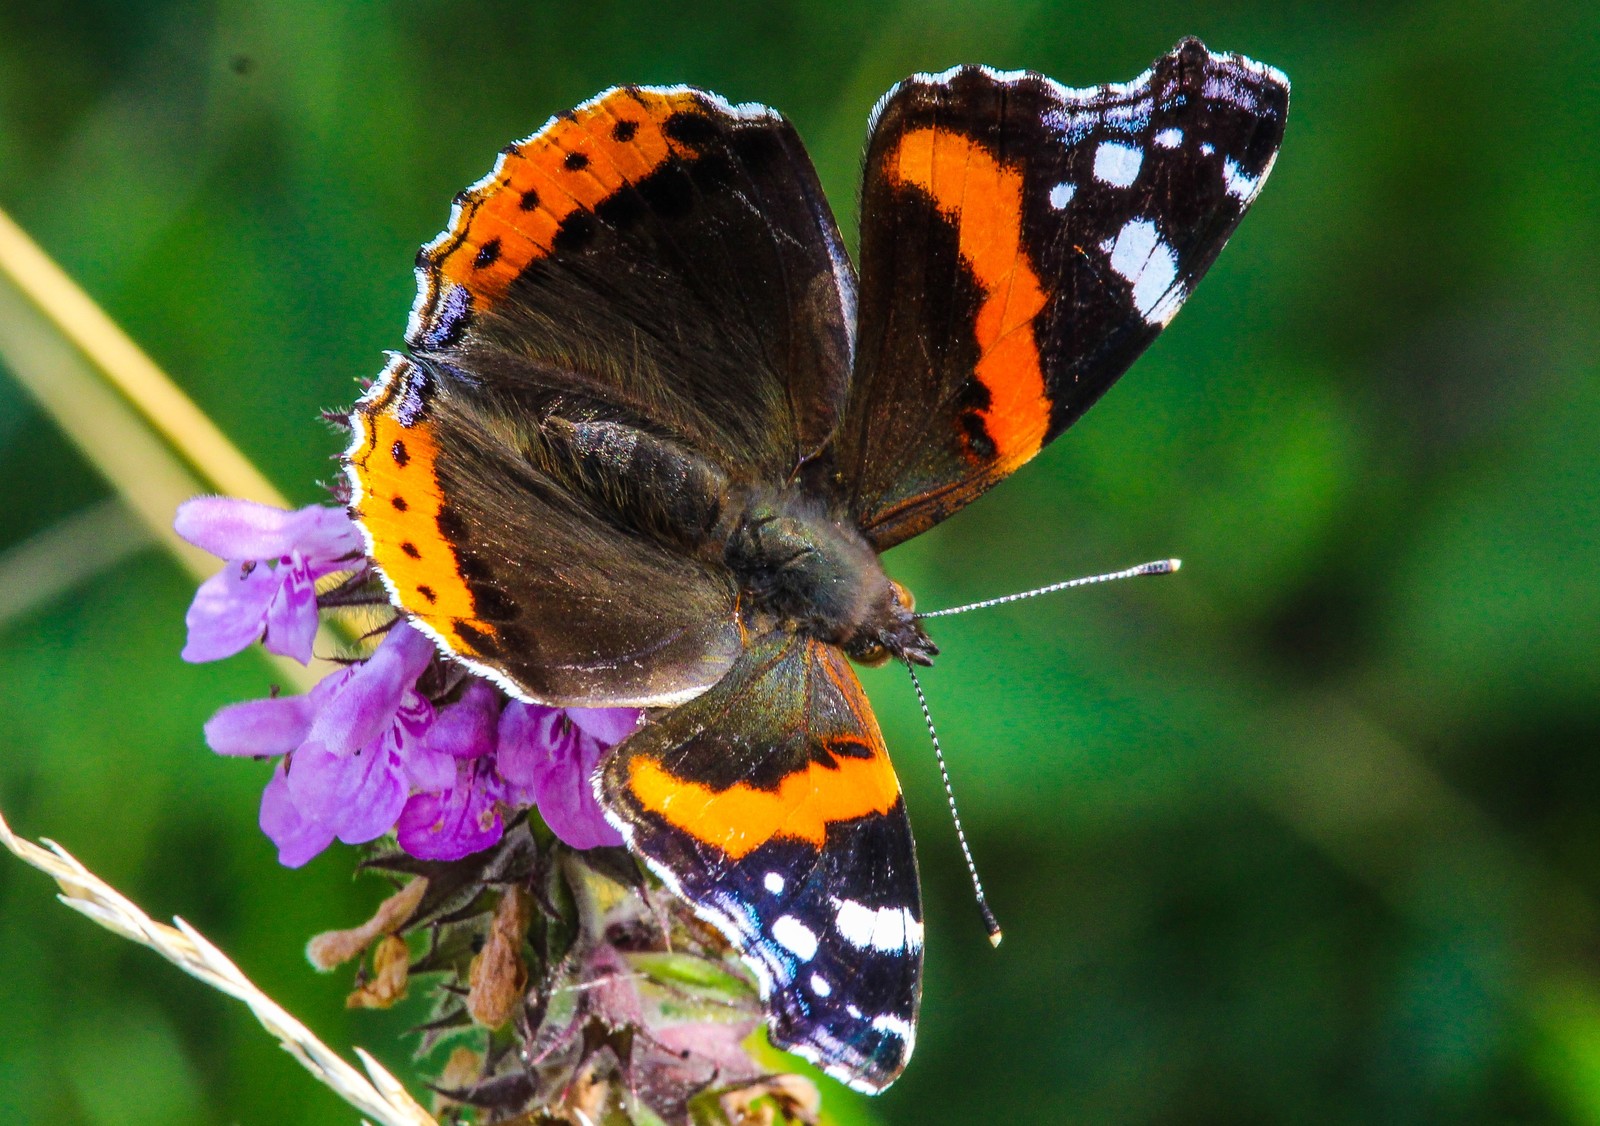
[[1042, 95, 1153, 145], [810, 973, 832, 997], [772, 915, 819, 962], [1093, 140, 1143, 187], [1146, 282, 1188, 327], [832, 898, 922, 952], [763, 871, 785, 895], [1203, 71, 1273, 114], [871, 1013, 918, 1055], [833, 898, 876, 949], [871, 905, 906, 953], [1105, 217, 1181, 325], [1223, 157, 1261, 202], [1154, 127, 1183, 149], [1048, 181, 1076, 209]]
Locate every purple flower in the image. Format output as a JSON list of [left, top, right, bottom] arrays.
[[204, 625, 641, 863], [397, 759, 505, 860], [259, 764, 336, 868], [565, 706, 642, 745], [421, 680, 501, 759], [392, 688, 643, 859], [206, 623, 451, 865], [176, 497, 362, 664], [394, 682, 504, 860], [498, 702, 628, 850], [180, 490, 649, 865]]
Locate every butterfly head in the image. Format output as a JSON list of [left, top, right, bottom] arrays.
[[846, 578, 936, 668]]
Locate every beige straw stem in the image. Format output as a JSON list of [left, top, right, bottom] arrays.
[[0, 806, 438, 1126], [0, 206, 288, 506], [0, 205, 354, 689]]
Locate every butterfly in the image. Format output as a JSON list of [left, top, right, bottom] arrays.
[[343, 38, 1288, 1092]]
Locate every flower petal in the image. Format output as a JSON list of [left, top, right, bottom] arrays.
[[389, 692, 453, 791], [423, 680, 501, 759], [307, 622, 435, 755], [498, 702, 622, 850], [495, 702, 569, 789], [565, 706, 642, 746], [288, 743, 408, 844], [262, 555, 319, 664], [204, 692, 319, 757], [548, 733, 624, 850], [181, 562, 279, 663], [260, 764, 336, 868], [396, 763, 504, 861], [176, 497, 359, 563], [285, 505, 365, 564]]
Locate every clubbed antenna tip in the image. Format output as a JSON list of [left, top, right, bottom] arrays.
[[916, 558, 1183, 620]]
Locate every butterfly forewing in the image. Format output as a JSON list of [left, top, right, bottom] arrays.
[[407, 85, 856, 474], [837, 40, 1290, 548], [348, 86, 864, 706]]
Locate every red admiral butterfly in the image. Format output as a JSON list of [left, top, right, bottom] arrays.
[[344, 38, 1288, 1092]]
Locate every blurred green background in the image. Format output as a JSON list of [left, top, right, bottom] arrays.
[[3, 0, 1599, 1122]]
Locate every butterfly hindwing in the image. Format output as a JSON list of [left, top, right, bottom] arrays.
[[599, 633, 923, 1093], [348, 354, 746, 706], [836, 39, 1290, 548]]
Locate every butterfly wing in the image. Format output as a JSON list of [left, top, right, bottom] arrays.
[[835, 39, 1290, 548], [348, 355, 744, 706], [348, 86, 860, 704], [599, 632, 923, 1092], [404, 84, 856, 474]]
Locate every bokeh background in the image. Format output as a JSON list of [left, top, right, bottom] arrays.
[[3, 1, 1598, 1122]]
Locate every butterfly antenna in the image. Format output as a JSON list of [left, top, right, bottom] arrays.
[[905, 662, 1003, 947], [916, 558, 1181, 619]]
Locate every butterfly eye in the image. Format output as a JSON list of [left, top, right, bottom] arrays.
[[850, 639, 891, 667]]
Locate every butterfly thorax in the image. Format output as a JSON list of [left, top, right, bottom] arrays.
[[724, 488, 936, 668]]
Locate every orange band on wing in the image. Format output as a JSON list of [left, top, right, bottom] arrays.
[[887, 127, 1051, 470], [350, 394, 490, 655], [419, 88, 707, 320], [627, 746, 902, 860]]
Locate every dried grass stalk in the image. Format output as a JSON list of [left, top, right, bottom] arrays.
[[0, 803, 438, 1126]]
